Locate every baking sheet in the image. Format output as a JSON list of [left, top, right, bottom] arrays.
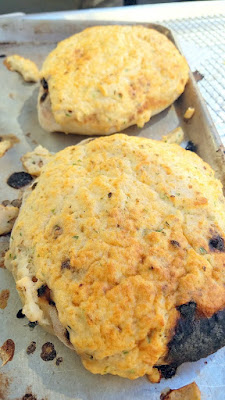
[[0, 17, 225, 400]]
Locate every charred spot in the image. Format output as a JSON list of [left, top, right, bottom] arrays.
[[32, 276, 38, 283], [11, 198, 22, 208], [65, 329, 70, 342], [90, 355, 93, 359], [37, 285, 47, 297], [140, 254, 146, 263], [28, 321, 38, 329], [22, 394, 37, 400], [1, 200, 10, 206], [165, 305, 225, 367], [177, 301, 196, 320], [7, 172, 33, 189], [209, 235, 225, 252], [56, 356, 63, 366], [108, 192, 112, 198], [170, 240, 180, 248], [31, 182, 38, 191], [185, 141, 197, 153], [53, 225, 63, 239], [17, 309, 25, 319], [40, 78, 48, 90], [61, 259, 71, 270], [26, 341, 36, 355], [37, 285, 52, 304], [193, 70, 204, 82], [156, 363, 177, 379], [40, 91, 48, 103], [40, 342, 56, 361], [79, 283, 83, 287]]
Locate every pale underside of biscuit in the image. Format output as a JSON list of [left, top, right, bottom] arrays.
[[5, 134, 225, 382], [38, 25, 189, 135]]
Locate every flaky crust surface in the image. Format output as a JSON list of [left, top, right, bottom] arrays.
[[5, 134, 225, 380], [38, 25, 189, 135]]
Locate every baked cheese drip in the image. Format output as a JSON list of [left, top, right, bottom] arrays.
[[6, 134, 225, 380], [39, 25, 189, 134]]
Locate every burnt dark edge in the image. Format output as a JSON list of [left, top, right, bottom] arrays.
[[40, 91, 48, 103], [185, 141, 197, 153], [157, 302, 225, 377]]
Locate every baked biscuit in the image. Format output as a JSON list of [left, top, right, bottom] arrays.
[[38, 25, 189, 135], [5, 134, 225, 381]]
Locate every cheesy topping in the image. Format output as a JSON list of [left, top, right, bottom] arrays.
[[39, 25, 189, 134]]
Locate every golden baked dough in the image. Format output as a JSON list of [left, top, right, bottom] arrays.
[[21, 145, 53, 177], [38, 25, 189, 135], [4, 55, 39, 82], [5, 134, 225, 381], [161, 382, 201, 400]]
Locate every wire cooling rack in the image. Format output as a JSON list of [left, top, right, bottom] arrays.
[[163, 15, 225, 144]]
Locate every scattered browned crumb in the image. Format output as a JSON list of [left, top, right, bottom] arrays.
[[56, 357, 63, 366], [0, 254, 6, 268], [0, 134, 19, 157], [160, 382, 201, 400], [20, 387, 45, 400], [26, 342, 36, 355], [40, 342, 56, 361], [162, 127, 184, 145], [22, 394, 37, 400], [0, 139, 12, 157], [193, 70, 204, 82], [4, 55, 39, 82], [21, 145, 52, 177], [0, 234, 10, 268], [184, 107, 195, 120], [9, 92, 15, 99], [0, 289, 10, 309], [0, 372, 11, 400], [0, 204, 19, 236], [0, 339, 15, 367], [20, 390, 46, 400]]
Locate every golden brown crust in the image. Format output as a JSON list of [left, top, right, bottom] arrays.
[[38, 25, 189, 135], [4, 55, 39, 82], [5, 134, 225, 380], [161, 382, 201, 400]]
